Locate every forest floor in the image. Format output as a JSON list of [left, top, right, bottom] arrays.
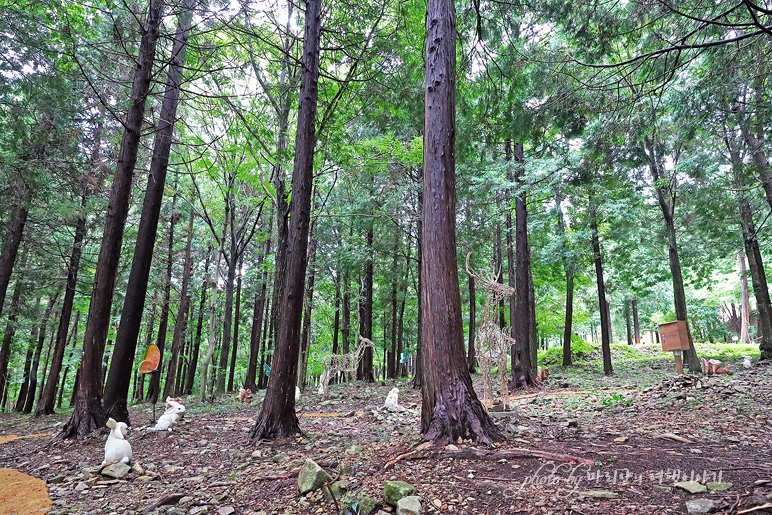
[[1, 343, 772, 515]]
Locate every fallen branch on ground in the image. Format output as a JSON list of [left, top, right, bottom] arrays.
[[141, 493, 186, 514]]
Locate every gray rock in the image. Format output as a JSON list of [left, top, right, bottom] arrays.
[[685, 498, 718, 514], [298, 459, 331, 494], [101, 462, 132, 479], [579, 490, 620, 500], [384, 480, 416, 506], [652, 485, 672, 493], [346, 443, 363, 455], [168, 509, 187, 515], [47, 475, 65, 484], [190, 507, 208, 515], [217, 507, 236, 515], [706, 482, 732, 491], [323, 480, 346, 501], [74, 482, 89, 492], [357, 496, 380, 515], [396, 495, 422, 515], [272, 452, 290, 463], [675, 481, 708, 494]]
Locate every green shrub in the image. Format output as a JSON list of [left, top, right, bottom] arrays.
[[538, 335, 597, 365]]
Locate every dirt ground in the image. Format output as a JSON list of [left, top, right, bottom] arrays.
[[2, 353, 772, 515]]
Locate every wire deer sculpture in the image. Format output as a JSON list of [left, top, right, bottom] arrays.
[[466, 253, 516, 411], [318, 335, 375, 397]]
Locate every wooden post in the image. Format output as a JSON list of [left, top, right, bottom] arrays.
[[673, 350, 684, 375]]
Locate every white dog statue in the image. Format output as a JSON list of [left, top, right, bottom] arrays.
[[103, 418, 132, 465], [148, 396, 186, 431], [384, 387, 405, 412]]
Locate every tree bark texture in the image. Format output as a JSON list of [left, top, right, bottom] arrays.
[[164, 209, 195, 398], [146, 193, 178, 404], [228, 255, 244, 392], [730, 151, 772, 358], [23, 294, 59, 413], [510, 142, 537, 387], [555, 199, 574, 366], [60, 0, 164, 438], [358, 226, 375, 382], [0, 249, 27, 403], [590, 203, 613, 375], [739, 249, 751, 344], [251, 0, 321, 440], [37, 194, 86, 416], [185, 252, 210, 395], [0, 180, 32, 322], [420, 0, 503, 445], [245, 225, 270, 391], [643, 138, 701, 373]]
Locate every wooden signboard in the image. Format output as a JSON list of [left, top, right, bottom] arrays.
[[659, 321, 690, 351]]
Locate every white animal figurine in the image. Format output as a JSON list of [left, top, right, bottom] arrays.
[[148, 396, 186, 431], [103, 418, 132, 465], [384, 387, 405, 412], [295, 385, 301, 401], [743, 356, 752, 369]]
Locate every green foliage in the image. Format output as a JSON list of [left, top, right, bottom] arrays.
[[539, 335, 596, 365]]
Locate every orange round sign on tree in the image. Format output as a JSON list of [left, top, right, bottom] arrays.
[[139, 344, 160, 374]]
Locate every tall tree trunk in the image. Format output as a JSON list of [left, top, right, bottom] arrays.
[[0, 181, 32, 322], [257, 291, 272, 389], [632, 298, 640, 344], [60, 0, 165, 438], [420, 0, 503, 445], [643, 138, 701, 372], [147, 193, 178, 403], [494, 221, 506, 329], [216, 240, 237, 394], [246, 223, 270, 392], [413, 167, 423, 389], [555, 197, 574, 366], [358, 226, 374, 382], [510, 142, 537, 387], [251, 0, 321, 440], [14, 320, 37, 412], [37, 195, 87, 416], [57, 311, 80, 409], [200, 235, 223, 401], [739, 249, 751, 344], [103, 4, 192, 421], [163, 209, 194, 398], [590, 202, 613, 375], [505, 140, 516, 340], [332, 275, 341, 356], [341, 271, 350, 355], [298, 230, 318, 388], [625, 300, 633, 346], [388, 229, 399, 379], [228, 255, 243, 391], [0, 249, 27, 403], [467, 275, 476, 374], [185, 252, 210, 395], [23, 294, 59, 413], [730, 148, 772, 357]]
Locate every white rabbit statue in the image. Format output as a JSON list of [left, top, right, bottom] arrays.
[[147, 396, 186, 431], [103, 418, 132, 465]]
